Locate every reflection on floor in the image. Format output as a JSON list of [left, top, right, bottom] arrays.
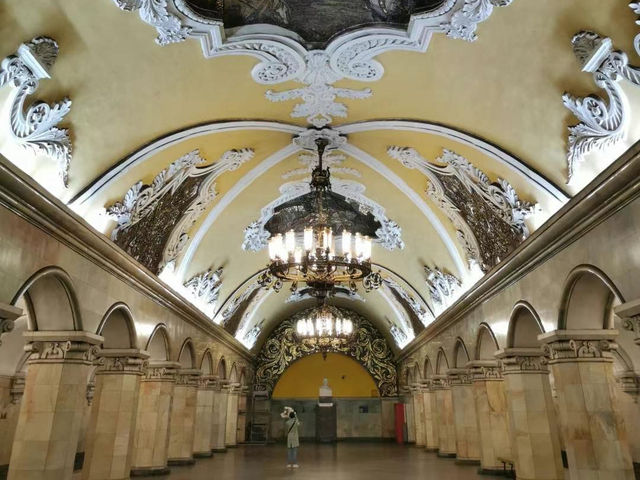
[[165, 443, 504, 480]]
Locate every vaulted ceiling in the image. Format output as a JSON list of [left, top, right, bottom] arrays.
[[1, 0, 639, 353]]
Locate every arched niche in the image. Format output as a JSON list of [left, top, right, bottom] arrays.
[[507, 301, 545, 348], [423, 356, 434, 379], [475, 323, 500, 360], [453, 338, 470, 368], [229, 363, 238, 383], [200, 349, 214, 375], [145, 324, 171, 361], [239, 368, 246, 386], [11, 266, 82, 331], [559, 265, 624, 330], [96, 303, 137, 349], [217, 357, 227, 380], [435, 348, 449, 375], [178, 338, 196, 368]]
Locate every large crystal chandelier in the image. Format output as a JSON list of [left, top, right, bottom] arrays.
[[259, 138, 380, 299]]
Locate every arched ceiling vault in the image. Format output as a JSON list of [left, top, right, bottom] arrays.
[[1, 0, 640, 351]]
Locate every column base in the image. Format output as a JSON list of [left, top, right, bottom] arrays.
[[212, 448, 227, 453], [437, 451, 456, 458], [0, 464, 7, 480], [225, 444, 238, 448], [633, 462, 639, 479], [455, 458, 480, 465], [167, 458, 195, 466], [193, 451, 213, 458], [130, 466, 171, 476], [425, 447, 438, 452], [414, 444, 425, 448], [477, 467, 507, 475]]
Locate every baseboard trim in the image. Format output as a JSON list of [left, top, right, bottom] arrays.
[[167, 458, 195, 466], [477, 467, 506, 475], [130, 466, 171, 476], [455, 458, 481, 465], [437, 451, 456, 458], [212, 448, 227, 453], [193, 451, 213, 458]]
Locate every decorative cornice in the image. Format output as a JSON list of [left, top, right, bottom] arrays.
[[539, 329, 618, 363], [0, 37, 72, 186], [143, 361, 181, 382], [23, 331, 103, 365], [95, 348, 150, 376], [424, 265, 461, 315], [467, 360, 502, 381], [183, 266, 223, 318], [563, 30, 640, 182], [446, 368, 473, 385], [175, 368, 201, 386], [495, 348, 548, 374]]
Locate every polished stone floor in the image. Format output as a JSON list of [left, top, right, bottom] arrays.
[[165, 443, 504, 480]]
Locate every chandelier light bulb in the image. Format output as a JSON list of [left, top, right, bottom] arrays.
[[354, 232, 363, 259], [341, 230, 351, 257], [304, 227, 313, 251], [273, 234, 284, 260], [294, 247, 302, 264], [268, 237, 278, 260], [285, 229, 296, 254], [363, 236, 372, 260]]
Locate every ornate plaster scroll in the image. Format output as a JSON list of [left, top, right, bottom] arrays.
[[0, 37, 72, 186], [383, 277, 434, 327], [111, 0, 514, 125], [388, 146, 535, 271], [255, 306, 398, 396], [184, 266, 223, 317], [563, 31, 640, 182], [214, 279, 262, 326], [106, 148, 253, 274], [282, 151, 361, 179], [242, 177, 404, 251], [424, 265, 461, 313]]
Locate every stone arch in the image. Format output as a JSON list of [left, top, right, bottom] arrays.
[[11, 266, 83, 331], [507, 301, 545, 348], [239, 367, 246, 386], [145, 324, 171, 361], [475, 322, 500, 360], [96, 302, 137, 349], [423, 355, 434, 379], [217, 356, 227, 380], [200, 349, 214, 375], [559, 265, 624, 330], [177, 338, 196, 368], [453, 337, 470, 368], [228, 363, 238, 384], [435, 348, 449, 374], [611, 346, 635, 374]]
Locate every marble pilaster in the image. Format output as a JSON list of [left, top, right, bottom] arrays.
[[411, 386, 425, 447], [421, 381, 439, 452], [448, 369, 480, 464], [81, 349, 149, 480], [192, 376, 215, 458], [432, 376, 456, 457], [8, 331, 103, 480], [130, 361, 179, 476], [497, 347, 564, 480], [210, 384, 228, 452], [468, 360, 511, 474], [539, 330, 634, 480], [224, 386, 239, 447], [167, 369, 200, 465]]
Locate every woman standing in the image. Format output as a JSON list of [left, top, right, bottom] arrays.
[[285, 411, 300, 468]]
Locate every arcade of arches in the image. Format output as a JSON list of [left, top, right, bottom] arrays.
[[1, 1, 640, 480]]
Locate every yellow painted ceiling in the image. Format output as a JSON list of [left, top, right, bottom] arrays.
[[1, 0, 638, 351]]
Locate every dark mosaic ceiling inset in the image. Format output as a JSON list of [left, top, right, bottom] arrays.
[[433, 171, 523, 271], [112, 176, 205, 275], [264, 190, 381, 238], [185, 0, 446, 44], [255, 306, 398, 396]]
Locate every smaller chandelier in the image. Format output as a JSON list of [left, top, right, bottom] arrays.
[[295, 306, 354, 339]]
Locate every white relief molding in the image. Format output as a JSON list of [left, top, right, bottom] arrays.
[[563, 30, 640, 183], [183, 266, 223, 318], [0, 37, 72, 186], [424, 265, 462, 315], [112, 0, 191, 46], [383, 277, 434, 327]]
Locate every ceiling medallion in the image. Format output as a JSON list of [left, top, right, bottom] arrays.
[[257, 137, 381, 299], [0, 37, 72, 186], [111, 0, 515, 125]]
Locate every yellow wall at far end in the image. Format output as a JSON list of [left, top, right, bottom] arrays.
[[272, 353, 379, 399]]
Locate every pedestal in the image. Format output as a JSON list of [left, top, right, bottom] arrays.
[[316, 405, 337, 443]]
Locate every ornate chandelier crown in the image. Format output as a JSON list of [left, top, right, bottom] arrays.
[[259, 137, 381, 298]]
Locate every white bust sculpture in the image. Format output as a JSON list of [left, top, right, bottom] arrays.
[[318, 378, 333, 406]]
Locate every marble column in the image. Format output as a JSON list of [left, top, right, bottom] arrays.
[[130, 361, 179, 476], [539, 330, 634, 480], [167, 369, 200, 465], [421, 381, 439, 452], [448, 369, 480, 464], [81, 349, 149, 480], [210, 383, 228, 453], [496, 347, 564, 480], [192, 376, 215, 458], [0, 374, 25, 475], [432, 375, 456, 457], [8, 331, 103, 480], [615, 372, 640, 475], [224, 386, 239, 447], [404, 394, 415, 443], [411, 386, 425, 447], [468, 360, 511, 475]]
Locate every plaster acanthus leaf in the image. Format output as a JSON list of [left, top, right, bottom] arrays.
[[562, 32, 635, 182], [239, 322, 262, 350], [389, 323, 410, 349], [0, 37, 72, 186], [424, 265, 461, 314], [242, 176, 404, 251], [184, 266, 223, 316], [107, 148, 253, 272], [383, 277, 434, 326], [630, 3, 640, 57], [441, 0, 513, 42], [112, 0, 191, 46]]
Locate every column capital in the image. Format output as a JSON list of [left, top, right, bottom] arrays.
[[0, 302, 22, 347], [95, 348, 150, 376], [466, 360, 503, 381], [614, 300, 640, 345], [175, 368, 201, 386], [615, 371, 640, 396], [23, 330, 103, 365], [430, 374, 450, 389], [446, 368, 473, 385], [143, 360, 181, 382], [538, 329, 618, 364], [9, 373, 25, 404], [197, 375, 217, 389], [495, 347, 549, 374], [223, 382, 241, 394]]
